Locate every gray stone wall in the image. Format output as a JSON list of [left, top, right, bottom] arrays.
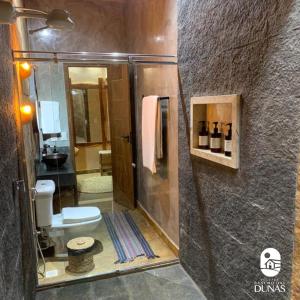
[[177, 1, 300, 299], [0, 25, 24, 300]]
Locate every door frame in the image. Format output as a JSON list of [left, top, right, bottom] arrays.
[[128, 61, 138, 204], [63, 63, 138, 204]]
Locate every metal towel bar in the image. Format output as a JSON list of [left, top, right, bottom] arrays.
[[141, 95, 169, 101]]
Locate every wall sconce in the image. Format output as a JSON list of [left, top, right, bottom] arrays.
[[19, 62, 32, 79], [20, 102, 34, 124]]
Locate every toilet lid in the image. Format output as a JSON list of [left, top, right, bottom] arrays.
[[35, 180, 56, 196], [62, 207, 101, 224]]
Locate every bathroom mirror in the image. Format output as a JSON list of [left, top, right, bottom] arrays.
[[68, 67, 110, 148], [71, 88, 102, 144], [33, 63, 70, 147]]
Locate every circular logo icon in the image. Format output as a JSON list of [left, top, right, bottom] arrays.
[[260, 248, 281, 277]]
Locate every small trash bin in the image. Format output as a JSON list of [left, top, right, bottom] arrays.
[[66, 237, 95, 273]]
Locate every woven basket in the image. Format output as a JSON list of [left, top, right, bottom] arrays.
[[66, 237, 95, 274]]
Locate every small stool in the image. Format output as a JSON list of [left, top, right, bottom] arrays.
[[66, 237, 95, 274], [99, 150, 112, 175]]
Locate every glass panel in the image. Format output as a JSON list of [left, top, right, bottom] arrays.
[[23, 59, 178, 287], [30, 62, 116, 285], [133, 63, 179, 255]]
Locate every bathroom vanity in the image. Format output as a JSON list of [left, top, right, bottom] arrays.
[[36, 155, 78, 209]]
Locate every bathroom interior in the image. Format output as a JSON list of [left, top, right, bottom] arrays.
[[1, 0, 300, 300], [13, 3, 179, 287], [22, 54, 179, 285]]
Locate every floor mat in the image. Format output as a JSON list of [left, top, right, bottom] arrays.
[[103, 211, 159, 263], [77, 174, 113, 194]]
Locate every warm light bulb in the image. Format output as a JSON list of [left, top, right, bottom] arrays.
[[20, 103, 34, 123], [22, 62, 30, 70], [19, 62, 32, 79], [21, 105, 32, 114]]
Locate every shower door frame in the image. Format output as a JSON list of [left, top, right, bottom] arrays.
[[12, 50, 178, 291], [64, 62, 136, 208]]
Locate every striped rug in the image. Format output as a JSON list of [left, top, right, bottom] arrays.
[[103, 211, 159, 263]]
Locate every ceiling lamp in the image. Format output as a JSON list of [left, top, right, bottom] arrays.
[[0, 1, 74, 33]]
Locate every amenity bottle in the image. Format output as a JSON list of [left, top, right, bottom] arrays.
[[198, 121, 209, 149], [224, 123, 232, 157], [210, 122, 222, 153]]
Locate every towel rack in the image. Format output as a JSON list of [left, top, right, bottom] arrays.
[[158, 96, 169, 101], [142, 95, 170, 101]]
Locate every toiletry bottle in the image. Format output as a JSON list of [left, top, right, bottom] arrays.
[[198, 121, 209, 149], [210, 122, 222, 153], [224, 123, 232, 157]]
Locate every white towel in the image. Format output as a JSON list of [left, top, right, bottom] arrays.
[[39, 101, 61, 134], [142, 96, 162, 174]]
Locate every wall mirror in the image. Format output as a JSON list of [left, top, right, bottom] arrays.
[[68, 67, 110, 146]]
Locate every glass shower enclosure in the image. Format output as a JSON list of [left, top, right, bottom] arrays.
[[14, 50, 178, 288]]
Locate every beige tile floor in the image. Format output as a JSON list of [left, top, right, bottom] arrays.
[[38, 199, 178, 286]]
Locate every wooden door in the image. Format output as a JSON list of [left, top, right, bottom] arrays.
[[107, 64, 135, 209]]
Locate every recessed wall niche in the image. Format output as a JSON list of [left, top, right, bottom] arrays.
[[190, 94, 241, 169]]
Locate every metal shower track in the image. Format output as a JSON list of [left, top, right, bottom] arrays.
[[12, 50, 177, 64]]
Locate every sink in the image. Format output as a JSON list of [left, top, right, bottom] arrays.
[[43, 153, 68, 168]]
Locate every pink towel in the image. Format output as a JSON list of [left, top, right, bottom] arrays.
[[142, 96, 160, 174]]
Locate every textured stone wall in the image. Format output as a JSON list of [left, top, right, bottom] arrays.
[[177, 1, 300, 299], [0, 25, 24, 300], [11, 3, 37, 297], [0, 3, 36, 299]]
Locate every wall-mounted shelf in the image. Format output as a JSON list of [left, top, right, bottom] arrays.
[[190, 94, 240, 169]]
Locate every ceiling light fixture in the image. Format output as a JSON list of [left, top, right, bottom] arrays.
[[0, 1, 74, 34]]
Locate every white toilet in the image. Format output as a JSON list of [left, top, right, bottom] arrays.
[[35, 180, 102, 257]]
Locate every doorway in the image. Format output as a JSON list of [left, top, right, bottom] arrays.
[[65, 64, 135, 210]]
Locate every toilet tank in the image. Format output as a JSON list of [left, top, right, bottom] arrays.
[[35, 180, 55, 227]]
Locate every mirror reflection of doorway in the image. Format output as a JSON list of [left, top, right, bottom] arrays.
[[65, 65, 135, 211]]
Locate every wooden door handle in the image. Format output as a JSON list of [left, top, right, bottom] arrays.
[[121, 135, 130, 143]]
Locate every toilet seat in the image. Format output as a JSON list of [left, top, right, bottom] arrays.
[[62, 207, 100, 224], [51, 207, 102, 229]]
